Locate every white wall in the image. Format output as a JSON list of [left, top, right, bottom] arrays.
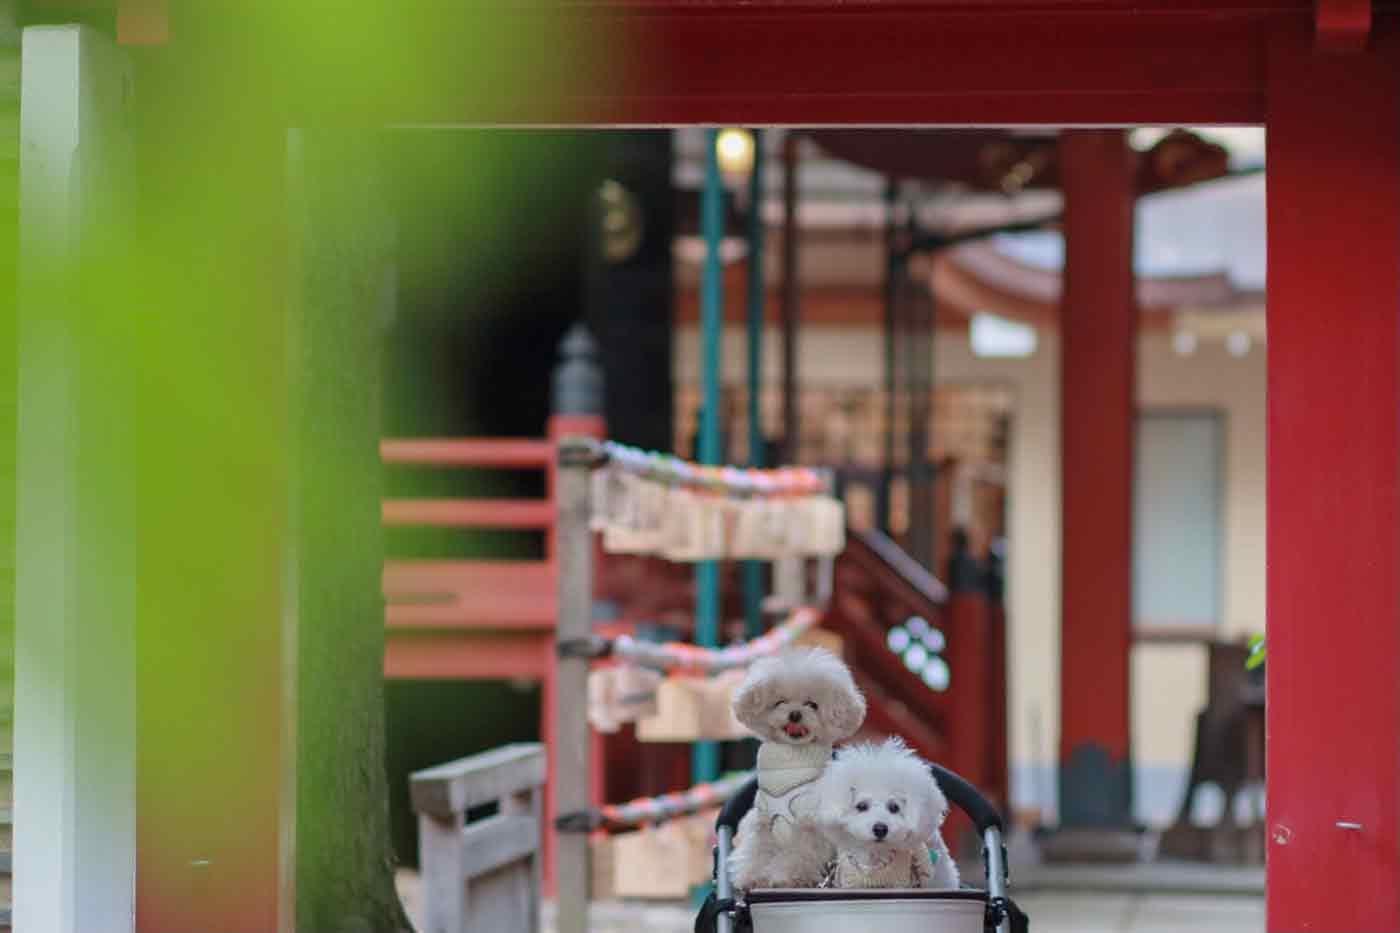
[[675, 324, 1266, 826]]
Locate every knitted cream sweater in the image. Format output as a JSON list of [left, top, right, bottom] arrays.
[[756, 741, 831, 796], [754, 741, 831, 845]]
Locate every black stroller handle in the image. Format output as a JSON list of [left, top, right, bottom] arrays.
[[715, 761, 1003, 836], [717, 777, 760, 833], [930, 762, 1004, 835]]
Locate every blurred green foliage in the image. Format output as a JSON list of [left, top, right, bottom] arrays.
[[7, 1, 612, 926], [1246, 633, 1266, 671]]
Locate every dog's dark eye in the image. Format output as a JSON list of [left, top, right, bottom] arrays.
[[804, 701, 819, 711], [887, 801, 902, 814], [773, 699, 788, 709], [855, 801, 870, 813]]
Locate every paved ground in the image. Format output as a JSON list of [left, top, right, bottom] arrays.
[[398, 872, 1264, 932], [534, 893, 1263, 933], [1014, 859, 1264, 897]]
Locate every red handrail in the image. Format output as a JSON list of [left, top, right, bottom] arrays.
[[380, 437, 552, 469]]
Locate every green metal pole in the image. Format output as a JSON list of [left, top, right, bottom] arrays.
[[743, 130, 766, 639], [695, 129, 724, 786]]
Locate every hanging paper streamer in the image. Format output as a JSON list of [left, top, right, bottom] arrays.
[[587, 441, 845, 561], [558, 770, 753, 834], [608, 606, 820, 674], [587, 665, 663, 734]]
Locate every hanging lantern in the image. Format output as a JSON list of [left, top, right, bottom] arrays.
[[716, 128, 756, 183]]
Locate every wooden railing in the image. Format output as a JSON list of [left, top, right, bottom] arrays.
[[380, 436, 560, 674], [411, 744, 547, 933], [382, 324, 608, 896]]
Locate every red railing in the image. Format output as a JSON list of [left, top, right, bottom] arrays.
[[380, 412, 605, 897]]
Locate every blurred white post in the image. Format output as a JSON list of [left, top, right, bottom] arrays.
[[15, 24, 136, 933], [554, 438, 594, 933]]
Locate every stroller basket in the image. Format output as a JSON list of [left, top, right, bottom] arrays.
[[695, 762, 1026, 933]]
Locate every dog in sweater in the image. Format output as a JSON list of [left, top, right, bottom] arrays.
[[816, 737, 960, 890], [727, 647, 866, 891]]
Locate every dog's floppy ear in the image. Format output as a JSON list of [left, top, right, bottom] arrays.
[[827, 684, 867, 741], [914, 774, 948, 842], [731, 660, 776, 729]]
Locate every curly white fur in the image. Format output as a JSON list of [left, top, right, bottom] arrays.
[[727, 648, 866, 891], [816, 738, 960, 890]]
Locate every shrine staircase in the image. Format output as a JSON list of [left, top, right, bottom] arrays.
[[828, 528, 1008, 842]]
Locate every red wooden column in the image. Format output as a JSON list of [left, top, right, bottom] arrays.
[[1054, 131, 1137, 842], [1266, 25, 1400, 931], [943, 532, 991, 803], [985, 553, 1009, 816]]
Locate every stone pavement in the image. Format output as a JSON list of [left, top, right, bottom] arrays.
[[398, 870, 1264, 932]]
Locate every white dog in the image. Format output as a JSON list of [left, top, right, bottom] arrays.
[[728, 647, 867, 891], [816, 738, 960, 890]]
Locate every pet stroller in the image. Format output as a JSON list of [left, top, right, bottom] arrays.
[[694, 762, 1028, 933]]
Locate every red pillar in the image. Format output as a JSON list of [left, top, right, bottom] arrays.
[[985, 568, 1009, 816], [945, 587, 990, 794], [1056, 131, 1136, 834], [1266, 26, 1400, 931]]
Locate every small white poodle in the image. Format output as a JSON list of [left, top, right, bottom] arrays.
[[727, 647, 867, 891], [816, 737, 960, 890]]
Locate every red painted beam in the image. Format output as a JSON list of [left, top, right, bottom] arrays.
[[385, 603, 556, 630], [381, 498, 552, 529], [1266, 25, 1400, 932], [1057, 131, 1136, 827], [1315, 0, 1372, 52], [42, 1, 1303, 123], [380, 437, 552, 469], [376, 3, 1298, 125]]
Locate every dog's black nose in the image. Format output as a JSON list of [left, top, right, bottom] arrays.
[[872, 822, 888, 840], [788, 709, 803, 723]]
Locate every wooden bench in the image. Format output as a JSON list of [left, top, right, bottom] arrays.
[[411, 744, 547, 933]]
